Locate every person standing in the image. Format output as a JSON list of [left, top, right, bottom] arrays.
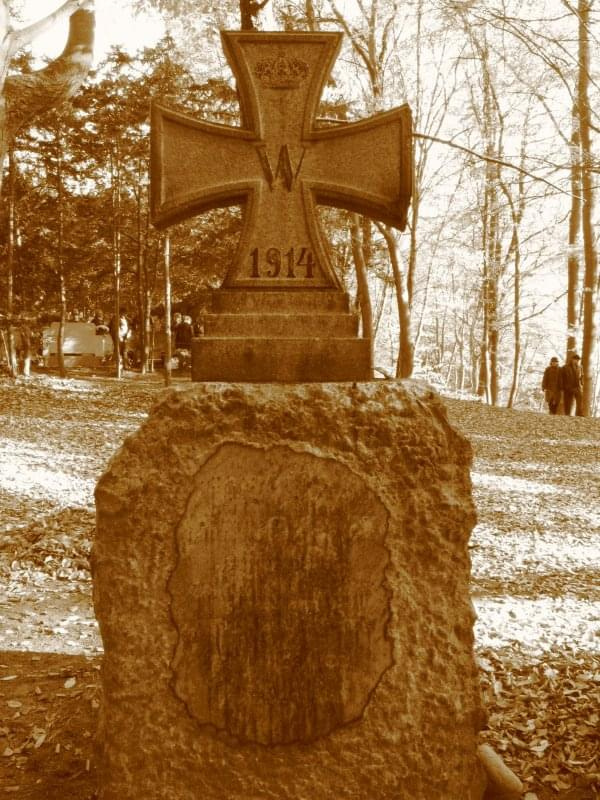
[[175, 315, 193, 351], [174, 314, 193, 370], [562, 353, 584, 416], [109, 312, 130, 365], [541, 357, 563, 415]]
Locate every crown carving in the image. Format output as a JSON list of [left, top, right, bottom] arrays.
[[254, 55, 310, 89]]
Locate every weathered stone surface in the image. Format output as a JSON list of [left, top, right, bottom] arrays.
[[93, 381, 484, 800], [209, 289, 351, 313], [170, 444, 391, 745], [192, 288, 369, 382], [202, 311, 359, 336], [191, 335, 372, 382]]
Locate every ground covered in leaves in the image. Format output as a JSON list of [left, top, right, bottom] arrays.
[[0, 374, 598, 799]]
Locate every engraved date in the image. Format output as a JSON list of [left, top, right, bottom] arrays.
[[249, 247, 314, 279]]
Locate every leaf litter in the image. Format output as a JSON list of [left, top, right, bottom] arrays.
[[0, 375, 598, 799]]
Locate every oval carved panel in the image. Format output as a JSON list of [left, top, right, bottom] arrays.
[[169, 444, 392, 746]]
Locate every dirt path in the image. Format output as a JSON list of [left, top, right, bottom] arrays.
[[0, 375, 598, 799]]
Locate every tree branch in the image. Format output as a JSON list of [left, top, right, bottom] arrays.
[[414, 131, 574, 196], [9, 0, 93, 56], [519, 291, 568, 324]]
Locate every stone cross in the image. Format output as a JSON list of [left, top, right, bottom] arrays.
[[151, 30, 412, 291]]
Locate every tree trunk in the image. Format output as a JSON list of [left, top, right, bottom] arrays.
[[380, 224, 414, 378], [163, 235, 173, 388], [482, 166, 501, 406], [135, 173, 147, 374], [111, 147, 122, 379], [507, 243, 521, 409], [6, 146, 17, 377], [56, 124, 67, 380], [566, 117, 582, 358], [0, 329, 12, 372], [477, 278, 490, 400], [350, 213, 374, 367], [19, 324, 32, 377], [577, 0, 597, 416], [57, 273, 67, 379], [239, 0, 270, 30], [407, 183, 419, 308], [486, 180, 502, 406], [305, 0, 317, 30], [139, 176, 155, 373]]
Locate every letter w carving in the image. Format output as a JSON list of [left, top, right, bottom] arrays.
[[256, 145, 306, 191]]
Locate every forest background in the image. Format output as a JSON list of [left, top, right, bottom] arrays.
[[1, 0, 599, 414]]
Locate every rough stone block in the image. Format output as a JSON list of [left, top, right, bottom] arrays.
[[93, 381, 484, 800]]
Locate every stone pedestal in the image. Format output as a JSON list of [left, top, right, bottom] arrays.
[[93, 382, 485, 800], [192, 289, 372, 382]]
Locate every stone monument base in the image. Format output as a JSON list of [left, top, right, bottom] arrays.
[[192, 290, 372, 382], [93, 381, 485, 800], [191, 336, 372, 381]]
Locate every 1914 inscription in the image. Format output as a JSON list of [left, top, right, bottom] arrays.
[[168, 444, 393, 746], [249, 246, 314, 279]]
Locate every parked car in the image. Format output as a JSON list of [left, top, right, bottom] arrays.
[[42, 321, 113, 368]]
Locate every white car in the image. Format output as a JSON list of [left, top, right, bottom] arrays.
[[42, 321, 113, 366]]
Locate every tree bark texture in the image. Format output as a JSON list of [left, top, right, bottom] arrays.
[[5, 146, 18, 376], [163, 235, 173, 388], [112, 147, 122, 379], [566, 117, 582, 358], [56, 124, 67, 380], [577, 0, 598, 416], [380, 224, 414, 379], [239, 0, 270, 30], [350, 213, 374, 368]]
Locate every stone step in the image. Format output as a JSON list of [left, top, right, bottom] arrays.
[[202, 313, 359, 338], [208, 290, 351, 314], [192, 336, 372, 382]]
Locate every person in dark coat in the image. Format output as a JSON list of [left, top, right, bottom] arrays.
[[173, 314, 193, 370], [561, 353, 584, 416], [175, 315, 193, 350], [541, 357, 562, 415]]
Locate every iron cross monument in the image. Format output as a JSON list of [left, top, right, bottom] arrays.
[[151, 30, 412, 381]]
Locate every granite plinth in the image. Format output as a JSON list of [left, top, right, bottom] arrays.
[[93, 381, 485, 800]]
